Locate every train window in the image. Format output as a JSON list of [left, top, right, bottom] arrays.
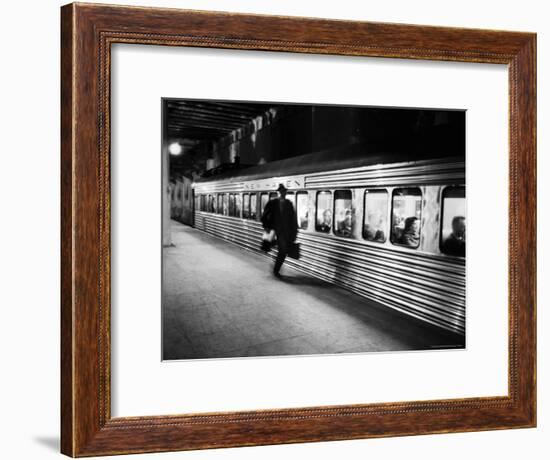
[[235, 193, 242, 218], [194, 194, 199, 212], [315, 191, 332, 233], [440, 187, 466, 257], [391, 188, 422, 248], [199, 194, 205, 212], [207, 194, 213, 213], [216, 194, 223, 214], [243, 193, 250, 218], [228, 194, 236, 217], [334, 190, 354, 237], [250, 193, 258, 219], [260, 193, 269, 214], [363, 190, 388, 243], [296, 192, 309, 230], [222, 193, 229, 216]]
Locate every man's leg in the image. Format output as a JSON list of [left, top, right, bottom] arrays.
[[274, 237, 288, 275]]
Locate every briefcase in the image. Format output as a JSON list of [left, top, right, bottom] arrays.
[[260, 239, 272, 253], [260, 230, 276, 253], [288, 242, 300, 260]]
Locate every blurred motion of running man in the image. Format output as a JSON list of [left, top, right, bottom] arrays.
[[261, 183, 298, 278]]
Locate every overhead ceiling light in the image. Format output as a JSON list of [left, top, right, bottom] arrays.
[[168, 142, 183, 155]]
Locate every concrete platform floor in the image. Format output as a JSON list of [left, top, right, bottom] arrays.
[[163, 220, 463, 360]]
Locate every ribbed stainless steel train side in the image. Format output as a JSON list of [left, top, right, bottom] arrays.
[[193, 159, 465, 335]]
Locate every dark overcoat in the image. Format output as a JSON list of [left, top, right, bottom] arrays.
[[261, 198, 298, 242]]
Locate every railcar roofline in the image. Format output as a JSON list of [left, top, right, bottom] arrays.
[[195, 145, 463, 184]]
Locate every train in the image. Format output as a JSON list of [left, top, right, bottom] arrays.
[[191, 150, 466, 336]]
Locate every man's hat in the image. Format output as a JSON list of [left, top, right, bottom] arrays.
[[276, 183, 287, 193]]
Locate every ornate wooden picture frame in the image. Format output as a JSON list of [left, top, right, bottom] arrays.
[[61, 2, 536, 456]]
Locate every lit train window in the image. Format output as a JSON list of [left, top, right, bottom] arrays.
[[391, 188, 422, 248], [315, 191, 332, 233], [250, 193, 258, 220], [440, 187, 466, 257], [260, 193, 269, 214], [207, 194, 214, 213], [216, 194, 223, 214], [222, 194, 229, 216], [210, 195, 216, 213], [228, 194, 236, 217], [199, 194, 206, 212], [363, 190, 388, 243], [296, 192, 309, 230], [243, 193, 250, 218], [235, 193, 243, 218], [334, 190, 354, 237]]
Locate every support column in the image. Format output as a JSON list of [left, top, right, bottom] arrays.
[[162, 99, 172, 247], [162, 143, 172, 246]]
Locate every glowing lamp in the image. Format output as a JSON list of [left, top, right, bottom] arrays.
[[168, 142, 183, 155]]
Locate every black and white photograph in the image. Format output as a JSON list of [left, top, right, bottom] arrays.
[[161, 99, 466, 360]]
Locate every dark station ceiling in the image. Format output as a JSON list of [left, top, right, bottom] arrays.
[[165, 100, 276, 144]]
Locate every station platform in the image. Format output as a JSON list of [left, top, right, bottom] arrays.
[[163, 220, 461, 360]]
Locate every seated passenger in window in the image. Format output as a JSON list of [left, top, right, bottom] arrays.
[[336, 209, 353, 237], [363, 216, 386, 243], [317, 209, 332, 232], [299, 210, 308, 229], [398, 216, 420, 247], [442, 216, 466, 257]]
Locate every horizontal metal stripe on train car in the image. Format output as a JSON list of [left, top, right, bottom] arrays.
[[193, 159, 465, 193], [195, 212, 465, 283], [295, 246, 466, 310], [305, 160, 465, 181], [297, 231, 465, 277], [195, 211, 465, 270], [295, 236, 465, 294], [193, 213, 465, 334], [196, 214, 466, 282], [304, 173, 465, 189], [296, 249, 465, 299], [305, 165, 465, 185]]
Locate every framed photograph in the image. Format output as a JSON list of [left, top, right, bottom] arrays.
[[61, 2, 536, 456]]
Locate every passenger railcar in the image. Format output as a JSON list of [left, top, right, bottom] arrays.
[[192, 153, 466, 336]]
